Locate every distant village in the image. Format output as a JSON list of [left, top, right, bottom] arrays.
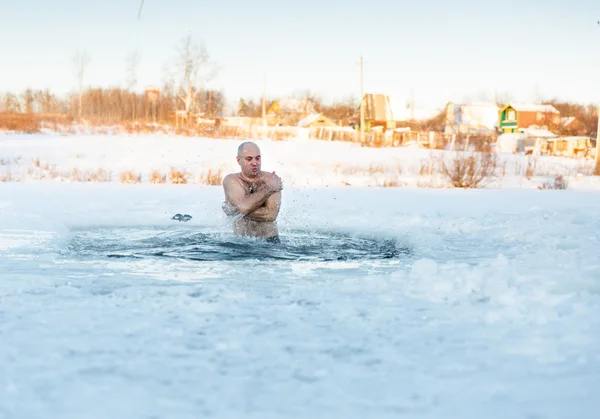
[[0, 86, 597, 161], [209, 94, 598, 160]]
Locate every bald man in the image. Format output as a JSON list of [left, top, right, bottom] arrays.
[[222, 141, 283, 242]]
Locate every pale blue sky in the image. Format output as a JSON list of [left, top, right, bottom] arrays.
[[1, 0, 599, 110]]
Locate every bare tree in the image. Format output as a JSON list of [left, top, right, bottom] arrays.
[[125, 50, 141, 120], [34, 89, 57, 114], [21, 89, 35, 113], [322, 95, 358, 125], [293, 89, 322, 114], [495, 90, 515, 108], [2, 92, 21, 113], [171, 35, 218, 123], [73, 51, 91, 119]]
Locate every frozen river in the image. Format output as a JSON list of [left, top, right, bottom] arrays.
[[1, 183, 600, 418]]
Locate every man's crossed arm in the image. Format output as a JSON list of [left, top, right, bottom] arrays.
[[222, 174, 282, 221]]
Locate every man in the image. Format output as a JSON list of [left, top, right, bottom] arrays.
[[222, 141, 283, 242]]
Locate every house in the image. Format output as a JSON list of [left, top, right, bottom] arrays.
[[497, 128, 558, 154], [498, 103, 560, 133], [297, 113, 336, 128], [444, 102, 499, 134], [361, 93, 396, 130], [545, 136, 593, 158]]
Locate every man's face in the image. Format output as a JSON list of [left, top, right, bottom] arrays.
[[237, 144, 261, 177]]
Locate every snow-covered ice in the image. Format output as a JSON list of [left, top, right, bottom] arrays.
[[2, 132, 600, 418], [1, 133, 600, 189], [1, 178, 600, 418]]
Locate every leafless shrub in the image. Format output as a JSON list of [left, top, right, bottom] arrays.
[[90, 168, 111, 182], [572, 159, 594, 176], [538, 175, 569, 190], [525, 156, 537, 179], [120, 171, 141, 184], [499, 160, 508, 177], [0, 169, 13, 182], [595, 159, 600, 176], [418, 156, 438, 176], [169, 168, 188, 184], [440, 151, 499, 188], [149, 170, 166, 184]]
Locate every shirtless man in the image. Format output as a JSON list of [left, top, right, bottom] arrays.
[[222, 141, 283, 242]]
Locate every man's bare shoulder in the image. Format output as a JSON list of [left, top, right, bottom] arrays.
[[222, 173, 241, 187]]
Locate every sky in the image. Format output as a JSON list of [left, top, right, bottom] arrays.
[[1, 0, 599, 112]]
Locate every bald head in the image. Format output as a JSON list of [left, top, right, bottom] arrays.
[[236, 141, 262, 178], [237, 141, 260, 157]]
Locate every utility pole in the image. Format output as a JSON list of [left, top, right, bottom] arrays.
[[360, 55, 365, 144], [595, 21, 600, 175], [595, 105, 600, 175], [262, 72, 266, 124], [410, 87, 415, 121]]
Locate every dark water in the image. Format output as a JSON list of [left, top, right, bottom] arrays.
[[65, 226, 412, 262]]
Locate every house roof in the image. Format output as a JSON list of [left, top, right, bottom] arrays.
[[520, 127, 558, 138], [505, 103, 559, 114], [561, 116, 576, 127], [297, 113, 329, 127]]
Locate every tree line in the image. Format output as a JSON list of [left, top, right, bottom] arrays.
[[0, 34, 596, 135]]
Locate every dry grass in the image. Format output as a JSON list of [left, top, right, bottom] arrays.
[[27, 161, 59, 180], [572, 160, 594, 176], [122, 123, 165, 135], [90, 168, 111, 182], [0, 113, 40, 133], [149, 170, 166, 184], [416, 178, 447, 188], [595, 159, 600, 176], [119, 171, 141, 184], [69, 168, 111, 182], [169, 168, 188, 184], [440, 151, 499, 188], [380, 179, 402, 187], [538, 175, 569, 190], [0, 112, 75, 133], [368, 164, 386, 174], [200, 168, 223, 185]]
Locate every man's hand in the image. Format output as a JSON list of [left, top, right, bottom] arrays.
[[222, 202, 239, 216], [261, 171, 283, 192]]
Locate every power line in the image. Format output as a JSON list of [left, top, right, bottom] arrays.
[[138, 0, 145, 19]]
